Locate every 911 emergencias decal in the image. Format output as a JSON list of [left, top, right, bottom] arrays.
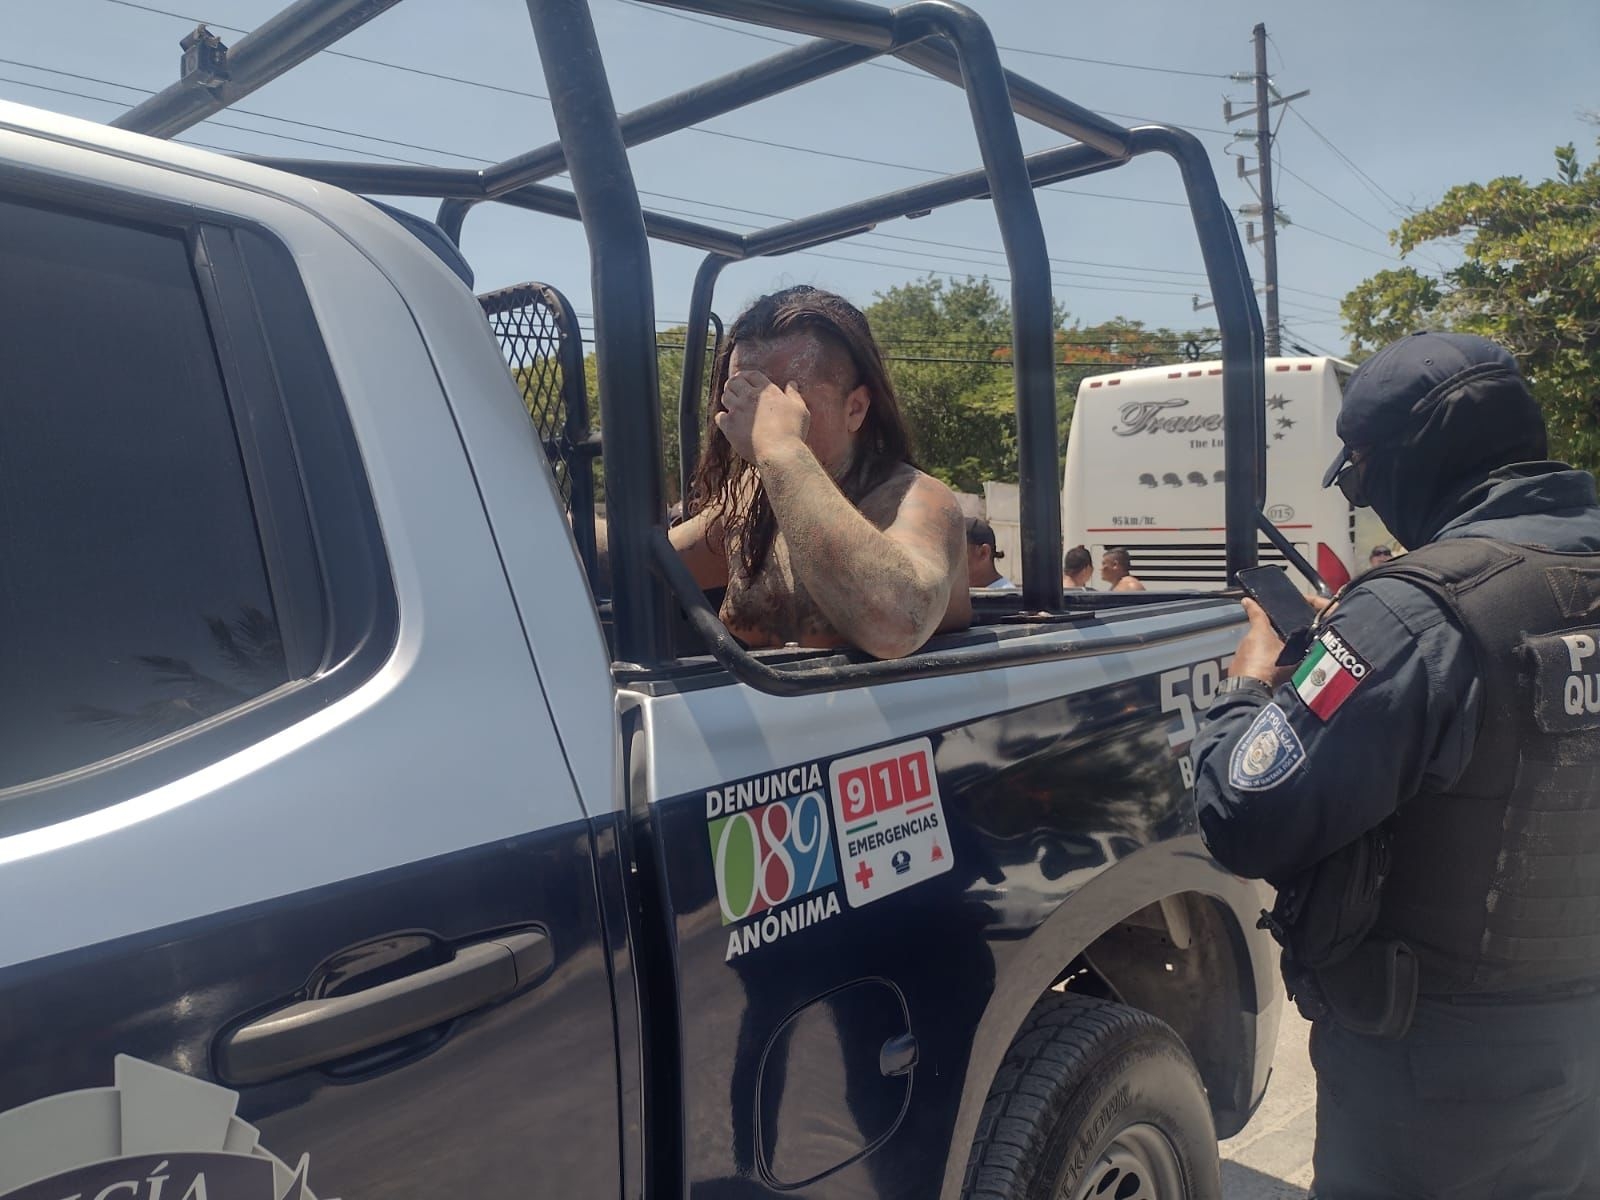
[[830, 737, 952, 908], [0, 1055, 328, 1200]]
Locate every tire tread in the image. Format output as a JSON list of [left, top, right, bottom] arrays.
[[962, 993, 1196, 1199]]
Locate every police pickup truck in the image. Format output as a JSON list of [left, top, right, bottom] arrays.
[[0, 3, 1288, 1198]]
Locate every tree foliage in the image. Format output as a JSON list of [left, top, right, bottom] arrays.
[[1341, 140, 1600, 469], [864, 278, 1019, 493], [580, 328, 712, 505], [865, 276, 1216, 492]]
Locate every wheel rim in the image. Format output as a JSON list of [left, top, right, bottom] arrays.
[[1066, 1122, 1186, 1200]]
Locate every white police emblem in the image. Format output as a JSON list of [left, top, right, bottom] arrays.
[[1228, 703, 1306, 791]]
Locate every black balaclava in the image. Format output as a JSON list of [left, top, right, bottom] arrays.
[[1321, 333, 1548, 549]]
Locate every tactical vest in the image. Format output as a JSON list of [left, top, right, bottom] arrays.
[[1365, 538, 1600, 995]]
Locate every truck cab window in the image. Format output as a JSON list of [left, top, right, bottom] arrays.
[[0, 199, 288, 789]]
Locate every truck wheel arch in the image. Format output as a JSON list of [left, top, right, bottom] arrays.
[[938, 850, 1273, 1200]]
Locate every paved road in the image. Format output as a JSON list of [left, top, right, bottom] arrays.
[[1220, 999, 1315, 1198]]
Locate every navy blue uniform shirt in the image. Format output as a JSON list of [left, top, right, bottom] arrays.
[[1194, 468, 1600, 883]]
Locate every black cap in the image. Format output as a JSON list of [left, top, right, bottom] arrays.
[[1321, 332, 1524, 488], [966, 517, 1002, 557]]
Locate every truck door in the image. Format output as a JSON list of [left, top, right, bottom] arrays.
[[639, 684, 1000, 1200], [0, 151, 619, 1198]]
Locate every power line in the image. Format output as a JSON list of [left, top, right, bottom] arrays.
[[1286, 107, 1409, 216], [837, 334, 1217, 349], [797, 241, 1203, 291], [101, 0, 558, 100], [1279, 322, 1341, 358], [640, 196, 1203, 289], [16, 19, 1321, 307], [1289, 221, 1403, 263], [2, 58, 1229, 287], [991, 46, 1230, 80], [790, 246, 1208, 297], [0, 57, 493, 162], [652, 342, 1190, 368], [596, 326, 1218, 349], [0, 63, 1231, 306], [650, 187, 1342, 305], [1276, 161, 1391, 237], [1264, 31, 1289, 75], [1278, 301, 1344, 320], [0, 74, 1303, 312], [0, 72, 441, 163]]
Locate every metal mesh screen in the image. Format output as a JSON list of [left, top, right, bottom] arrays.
[[477, 281, 599, 592], [478, 281, 590, 507]]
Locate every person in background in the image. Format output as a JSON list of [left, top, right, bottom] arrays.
[[1368, 543, 1393, 568], [1063, 545, 1095, 590], [1100, 547, 1145, 592], [965, 518, 1016, 591]]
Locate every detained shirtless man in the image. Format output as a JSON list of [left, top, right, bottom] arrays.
[[671, 286, 970, 660]]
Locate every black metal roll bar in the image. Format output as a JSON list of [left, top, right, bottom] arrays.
[[113, 0, 1270, 680]]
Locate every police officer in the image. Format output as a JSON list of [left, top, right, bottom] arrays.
[[1193, 332, 1600, 1198]]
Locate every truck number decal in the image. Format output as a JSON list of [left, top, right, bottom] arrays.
[[1159, 657, 1232, 788]]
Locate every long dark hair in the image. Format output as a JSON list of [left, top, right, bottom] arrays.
[[688, 286, 914, 579]]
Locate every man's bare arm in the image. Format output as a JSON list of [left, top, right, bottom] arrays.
[[670, 507, 730, 590], [757, 442, 963, 659]]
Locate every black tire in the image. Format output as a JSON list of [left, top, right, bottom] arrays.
[[963, 993, 1221, 1200]]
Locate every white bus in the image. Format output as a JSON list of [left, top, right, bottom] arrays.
[[1062, 356, 1363, 592]]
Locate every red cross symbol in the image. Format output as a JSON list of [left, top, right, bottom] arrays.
[[854, 861, 874, 890], [931, 842, 944, 862]]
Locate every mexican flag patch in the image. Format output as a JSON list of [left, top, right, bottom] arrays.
[[1292, 628, 1372, 721]]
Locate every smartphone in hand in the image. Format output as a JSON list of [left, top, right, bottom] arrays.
[[1237, 565, 1316, 641]]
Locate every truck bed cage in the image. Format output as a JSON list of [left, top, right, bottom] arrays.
[[477, 281, 601, 592], [109, 0, 1272, 675]]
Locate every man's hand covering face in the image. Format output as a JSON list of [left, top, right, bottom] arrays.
[[716, 369, 811, 465]]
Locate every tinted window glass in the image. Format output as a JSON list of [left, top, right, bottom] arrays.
[[0, 200, 288, 788]]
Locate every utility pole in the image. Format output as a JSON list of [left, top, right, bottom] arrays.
[[1224, 24, 1307, 359], [1251, 24, 1279, 356]]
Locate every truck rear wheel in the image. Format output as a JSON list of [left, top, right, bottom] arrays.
[[964, 993, 1221, 1200]]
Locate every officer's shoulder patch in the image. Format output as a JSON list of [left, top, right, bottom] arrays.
[[1228, 703, 1306, 791], [1291, 627, 1372, 721]]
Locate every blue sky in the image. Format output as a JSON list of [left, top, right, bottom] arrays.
[[4, 0, 1596, 355]]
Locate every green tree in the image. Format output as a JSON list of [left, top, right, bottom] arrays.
[[865, 277, 1019, 493], [865, 278, 1217, 491], [1341, 140, 1600, 468], [579, 325, 714, 506]]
